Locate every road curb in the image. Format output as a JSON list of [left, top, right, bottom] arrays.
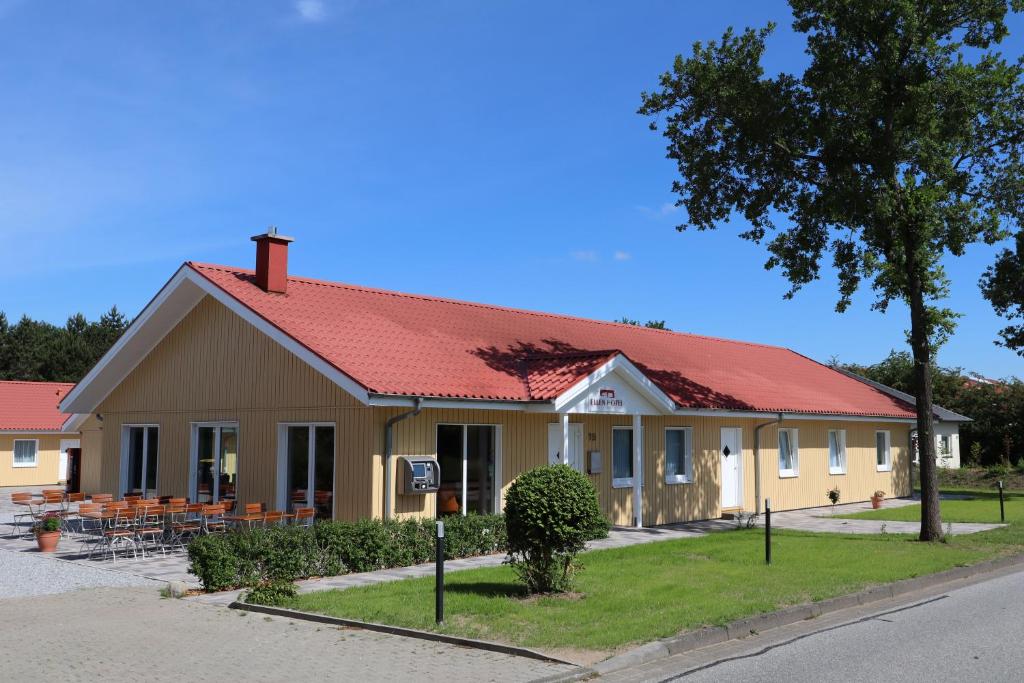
[[227, 601, 578, 668], [584, 553, 1024, 678]]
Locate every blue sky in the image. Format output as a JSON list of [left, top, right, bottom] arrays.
[[1, 0, 1021, 378]]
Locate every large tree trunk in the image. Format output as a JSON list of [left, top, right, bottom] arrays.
[[907, 262, 943, 541]]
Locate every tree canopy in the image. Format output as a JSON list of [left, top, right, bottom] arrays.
[[0, 307, 129, 383], [615, 317, 670, 330], [639, 0, 1024, 540]]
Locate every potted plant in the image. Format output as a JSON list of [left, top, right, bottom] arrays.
[[871, 490, 886, 509], [34, 513, 62, 553], [826, 487, 841, 514]]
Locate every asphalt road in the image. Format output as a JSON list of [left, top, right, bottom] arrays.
[[604, 567, 1024, 683]]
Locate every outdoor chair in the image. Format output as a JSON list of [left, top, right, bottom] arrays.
[[135, 505, 166, 557], [262, 511, 286, 528], [10, 492, 35, 538], [89, 493, 113, 504], [77, 503, 105, 555], [199, 504, 227, 535], [97, 506, 138, 563], [292, 507, 315, 528], [165, 506, 199, 552]]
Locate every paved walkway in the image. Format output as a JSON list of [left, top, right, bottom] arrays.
[[0, 587, 573, 682], [764, 498, 1005, 536]]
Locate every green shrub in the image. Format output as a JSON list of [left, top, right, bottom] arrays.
[[189, 514, 506, 592], [187, 534, 240, 592], [986, 463, 1010, 478], [243, 579, 298, 606], [503, 464, 607, 594]]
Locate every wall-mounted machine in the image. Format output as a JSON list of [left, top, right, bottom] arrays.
[[399, 456, 440, 494]]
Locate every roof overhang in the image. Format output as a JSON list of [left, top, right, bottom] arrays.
[[60, 264, 372, 415]]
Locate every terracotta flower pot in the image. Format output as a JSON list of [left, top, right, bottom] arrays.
[[870, 497, 883, 509], [36, 531, 60, 553]]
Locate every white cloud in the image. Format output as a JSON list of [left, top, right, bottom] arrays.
[[613, 251, 631, 261], [295, 0, 327, 22], [637, 202, 680, 218], [570, 250, 599, 262]]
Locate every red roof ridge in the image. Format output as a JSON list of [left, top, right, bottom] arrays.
[[0, 380, 76, 388], [187, 262, 792, 354]]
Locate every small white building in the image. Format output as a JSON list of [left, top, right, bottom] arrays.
[[839, 371, 970, 469]]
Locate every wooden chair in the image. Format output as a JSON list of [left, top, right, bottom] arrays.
[[89, 493, 113, 504], [200, 504, 227, 535], [166, 506, 199, 551], [135, 505, 166, 557], [292, 507, 315, 528], [96, 507, 138, 562], [10, 492, 35, 537]]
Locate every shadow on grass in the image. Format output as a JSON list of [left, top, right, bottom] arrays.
[[446, 581, 528, 599]]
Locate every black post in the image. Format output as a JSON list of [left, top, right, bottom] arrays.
[[435, 520, 445, 624], [999, 481, 1005, 523], [765, 498, 772, 565]]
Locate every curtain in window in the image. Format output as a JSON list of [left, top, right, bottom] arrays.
[[613, 429, 633, 479], [829, 431, 843, 470], [666, 430, 687, 478], [13, 440, 36, 464], [876, 432, 888, 466], [779, 431, 793, 471]]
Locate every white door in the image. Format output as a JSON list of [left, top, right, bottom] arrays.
[[548, 423, 584, 471], [721, 427, 742, 509], [58, 439, 79, 482]]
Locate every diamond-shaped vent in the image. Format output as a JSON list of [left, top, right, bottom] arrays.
[[723, 445, 731, 456]]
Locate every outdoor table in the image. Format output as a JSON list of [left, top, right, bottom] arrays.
[[222, 513, 263, 530]]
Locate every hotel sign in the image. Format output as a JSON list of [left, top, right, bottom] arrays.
[[588, 388, 624, 411]]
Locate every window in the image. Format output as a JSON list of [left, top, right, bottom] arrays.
[[778, 428, 799, 477], [192, 423, 239, 504], [123, 426, 159, 497], [876, 431, 891, 471], [938, 435, 952, 459], [665, 427, 693, 484], [436, 424, 498, 515], [612, 427, 633, 488], [828, 429, 846, 475], [13, 439, 37, 467], [281, 424, 335, 518]]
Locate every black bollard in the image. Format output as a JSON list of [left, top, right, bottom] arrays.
[[999, 480, 1005, 523], [435, 520, 445, 624], [765, 498, 772, 565]]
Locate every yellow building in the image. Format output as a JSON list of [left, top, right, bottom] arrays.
[[60, 232, 927, 526], [0, 381, 81, 489]]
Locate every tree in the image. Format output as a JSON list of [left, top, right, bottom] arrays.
[[981, 231, 1024, 354], [616, 317, 670, 330], [0, 307, 130, 382], [639, 1, 1024, 540]]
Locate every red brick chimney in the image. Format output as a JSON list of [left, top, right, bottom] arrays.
[[251, 227, 294, 293]]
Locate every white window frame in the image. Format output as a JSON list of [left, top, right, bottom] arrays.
[[12, 439, 38, 468], [778, 428, 799, 478], [275, 422, 336, 517], [876, 430, 892, 472], [828, 429, 847, 475], [435, 423, 503, 515], [938, 434, 952, 459], [612, 426, 634, 489], [119, 424, 159, 497], [664, 427, 693, 485], [188, 421, 240, 503]]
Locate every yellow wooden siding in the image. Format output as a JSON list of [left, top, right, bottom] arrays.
[[0, 434, 64, 487], [87, 293, 911, 526]]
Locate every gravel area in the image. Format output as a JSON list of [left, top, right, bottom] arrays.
[[0, 548, 158, 599]]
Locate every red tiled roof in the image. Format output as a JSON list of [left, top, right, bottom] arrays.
[[189, 263, 917, 418], [0, 381, 75, 431]]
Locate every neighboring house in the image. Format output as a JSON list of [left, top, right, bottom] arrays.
[[60, 232, 920, 527], [836, 370, 971, 469], [0, 381, 80, 488]]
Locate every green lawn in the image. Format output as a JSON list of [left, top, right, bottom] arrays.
[[840, 490, 1024, 543], [286, 528, 1006, 652]]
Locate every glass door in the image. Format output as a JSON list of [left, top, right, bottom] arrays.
[[193, 424, 239, 504], [283, 424, 334, 518], [124, 426, 159, 498], [436, 424, 497, 516]]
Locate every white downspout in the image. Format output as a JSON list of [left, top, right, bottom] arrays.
[[632, 413, 643, 528]]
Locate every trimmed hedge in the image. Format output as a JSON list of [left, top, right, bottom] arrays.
[[188, 514, 507, 592]]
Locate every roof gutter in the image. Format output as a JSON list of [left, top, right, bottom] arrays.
[[753, 413, 784, 516], [383, 398, 423, 520]]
